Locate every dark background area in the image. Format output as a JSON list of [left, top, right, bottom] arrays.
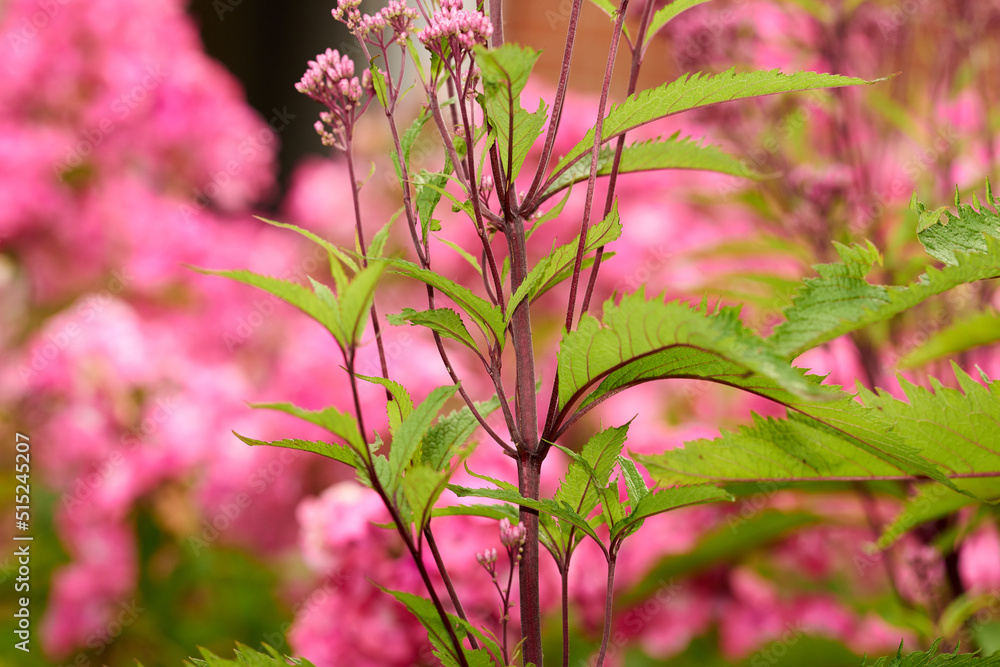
[[186, 0, 360, 204]]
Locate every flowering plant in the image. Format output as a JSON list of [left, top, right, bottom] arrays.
[[195, 0, 1000, 665]]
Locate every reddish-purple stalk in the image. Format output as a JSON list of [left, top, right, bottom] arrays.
[[343, 30, 511, 658], [580, 0, 658, 318], [344, 143, 391, 390], [521, 0, 585, 210], [540, 0, 630, 448], [561, 0, 630, 336], [493, 546, 518, 664], [343, 355, 472, 667], [594, 548, 620, 667], [425, 525, 480, 650]]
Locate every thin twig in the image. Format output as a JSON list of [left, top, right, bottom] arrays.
[[425, 525, 481, 650]]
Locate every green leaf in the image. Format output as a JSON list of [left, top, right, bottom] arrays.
[[617, 456, 649, 505], [612, 484, 733, 541], [356, 374, 414, 434], [402, 107, 431, 169], [183, 643, 316, 667], [234, 433, 360, 468], [194, 268, 345, 348], [585, 0, 630, 40], [340, 263, 387, 345], [248, 402, 364, 450], [383, 259, 505, 346], [855, 365, 1000, 481], [917, 181, 1000, 265], [645, 0, 712, 46], [555, 423, 630, 520], [550, 68, 882, 184], [401, 464, 449, 531], [554, 290, 831, 429], [877, 478, 1000, 549], [436, 235, 483, 276], [899, 310, 1000, 369], [862, 639, 1000, 665], [379, 588, 501, 667], [415, 170, 451, 237], [421, 396, 502, 470], [366, 215, 396, 259], [476, 44, 548, 180], [771, 186, 1000, 357], [388, 307, 480, 353], [369, 60, 389, 107], [542, 133, 754, 200], [448, 482, 606, 550], [638, 365, 1000, 490], [432, 503, 520, 522], [523, 203, 622, 304], [389, 385, 460, 486], [252, 216, 358, 273]]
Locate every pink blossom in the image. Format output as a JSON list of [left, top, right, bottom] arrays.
[[959, 523, 1000, 593], [419, 0, 493, 53]]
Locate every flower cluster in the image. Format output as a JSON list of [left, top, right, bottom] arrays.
[[295, 48, 365, 149], [499, 517, 527, 549], [333, 0, 418, 45], [419, 0, 493, 53]]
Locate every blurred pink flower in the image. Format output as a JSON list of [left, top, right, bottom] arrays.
[[959, 522, 1000, 594]]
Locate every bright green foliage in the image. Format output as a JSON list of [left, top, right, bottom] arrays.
[[610, 485, 733, 542], [617, 456, 649, 505], [253, 216, 358, 273], [248, 402, 364, 449], [555, 423, 630, 522], [645, 0, 713, 46], [855, 367, 1000, 477], [916, 181, 1000, 264], [392, 106, 432, 182], [195, 268, 347, 347], [770, 186, 1000, 357], [234, 433, 361, 468], [357, 373, 414, 434], [876, 478, 1000, 549], [453, 424, 730, 557], [384, 259, 505, 347], [637, 365, 1000, 489], [339, 263, 387, 344], [415, 169, 451, 236], [178, 643, 316, 667], [378, 588, 503, 667], [196, 263, 384, 351], [518, 204, 622, 307], [389, 307, 481, 353], [387, 385, 459, 494], [553, 290, 832, 430], [421, 396, 502, 470], [542, 133, 753, 200], [899, 310, 1000, 368], [550, 68, 880, 184], [449, 476, 606, 549], [476, 44, 547, 181], [402, 464, 450, 532], [862, 640, 1000, 666]]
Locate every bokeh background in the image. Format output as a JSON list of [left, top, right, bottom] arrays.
[[2, 1, 999, 666]]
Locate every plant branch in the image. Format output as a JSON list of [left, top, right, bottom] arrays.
[[425, 525, 480, 650], [580, 0, 656, 318], [522, 0, 584, 211], [593, 550, 618, 667], [563, 0, 630, 335], [345, 354, 470, 667], [345, 144, 391, 392]]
